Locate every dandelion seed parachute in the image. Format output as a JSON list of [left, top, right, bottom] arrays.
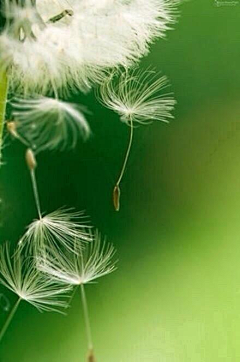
[[37, 229, 116, 362], [18, 208, 92, 255], [99, 68, 176, 210], [37, 230, 117, 286], [0, 242, 71, 312], [99, 69, 176, 125], [11, 97, 91, 152]]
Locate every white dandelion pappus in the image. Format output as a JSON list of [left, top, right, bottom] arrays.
[[0, 0, 179, 94], [2, 0, 45, 40], [11, 96, 91, 152], [0, 242, 71, 312], [71, 0, 178, 68], [0, 0, 75, 93], [99, 69, 176, 125], [37, 230, 117, 286], [18, 208, 92, 255]]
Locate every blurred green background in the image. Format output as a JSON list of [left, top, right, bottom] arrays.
[[1, 0, 240, 361]]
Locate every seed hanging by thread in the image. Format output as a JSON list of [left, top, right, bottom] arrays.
[[113, 185, 120, 212]]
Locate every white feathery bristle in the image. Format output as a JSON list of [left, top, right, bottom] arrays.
[[11, 96, 91, 152], [18, 208, 92, 255], [0, 0, 179, 94], [37, 230, 117, 286], [3, 0, 44, 32], [99, 69, 176, 125], [0, 242, 71, 312]]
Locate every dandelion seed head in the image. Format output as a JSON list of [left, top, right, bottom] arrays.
[[0, 243, 71, 312], [0, 0, 179, 94]]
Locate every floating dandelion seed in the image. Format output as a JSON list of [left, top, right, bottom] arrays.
[[100, 69, 176, 125], [0, 242, 71, 342], [37, 230, 117, 286], [37, 231, 117, 361], [99, 69, 176, 210], [7, 137, 91, 258], [11, 97, 91, 152], [0, 243, 71, 312], [18, 208, 92, 255]]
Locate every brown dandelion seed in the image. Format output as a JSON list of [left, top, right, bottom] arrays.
[[87, 349, 96, 362], [26, 148, 37, 170], [7, 121, 18, 138], [113, 185, 120, 212]]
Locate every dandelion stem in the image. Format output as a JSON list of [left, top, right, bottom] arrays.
[[30, 169, 42, 219], [0, 298, 21, 343], [80, 285, 95, 361], [113, 118, 134, 211], [0, 71, 9, 164]]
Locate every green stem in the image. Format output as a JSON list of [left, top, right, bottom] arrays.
[[0, 298, 21, 343], [0, 71, 9, 164]]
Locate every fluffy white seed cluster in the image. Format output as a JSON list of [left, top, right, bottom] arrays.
[[0, 0, 178, 94], [0, 0, 179, 154]]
